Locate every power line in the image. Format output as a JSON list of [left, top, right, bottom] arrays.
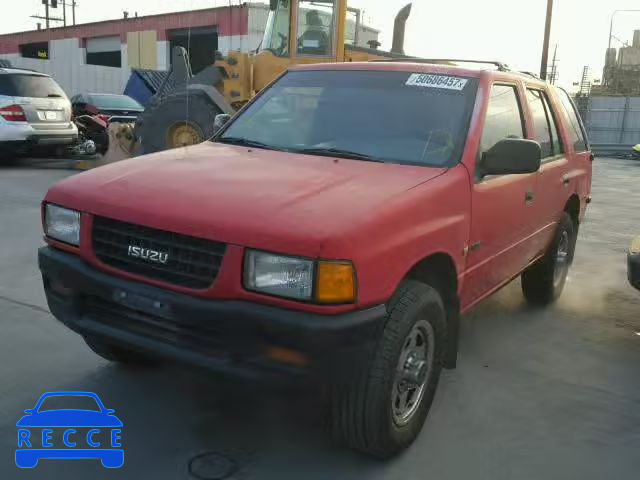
[[31, 0, 78, 29]]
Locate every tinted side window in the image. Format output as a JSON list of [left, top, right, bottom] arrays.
[[526, 89, 564, 160], [526, 89, 553, 158], [543, 91, 564, 155], [557, 89, 588, 152], [481, 84, 525, 153]]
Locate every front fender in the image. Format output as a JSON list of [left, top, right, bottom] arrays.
[[325, 166, 471, 307]]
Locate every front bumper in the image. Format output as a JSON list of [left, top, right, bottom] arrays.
[[39, 247, 386, 382]]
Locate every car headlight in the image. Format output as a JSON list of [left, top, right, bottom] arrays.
[[244, 250, 314, 301], [45, 204, 81, 246], [631, 236, 640, 255], [244, 250, 356, 304]]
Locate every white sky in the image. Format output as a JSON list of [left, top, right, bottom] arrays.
[[1, 0, 640, 89]]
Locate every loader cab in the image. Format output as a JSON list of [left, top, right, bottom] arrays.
[[255, 0, 348, 91], [261, 0, 346, 60]]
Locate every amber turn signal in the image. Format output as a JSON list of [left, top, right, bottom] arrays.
[[266, 347, 309, 367], [315, 261, 356, 304]]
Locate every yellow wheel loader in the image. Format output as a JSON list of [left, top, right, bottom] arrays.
[[134, 0, 412, 155]]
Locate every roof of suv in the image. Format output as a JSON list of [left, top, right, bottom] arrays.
[[290, 60, 548, 86], [0, 67, 47, 76]]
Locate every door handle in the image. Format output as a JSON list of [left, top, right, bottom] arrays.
[[562, 176, 570, 187], [525, 190, 534, 204]]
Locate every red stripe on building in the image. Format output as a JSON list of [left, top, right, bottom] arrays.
[[0, 5, 249, 54]]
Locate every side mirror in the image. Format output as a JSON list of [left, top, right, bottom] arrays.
[[480, 138, 541, 176], [213, 114, 231, 135]]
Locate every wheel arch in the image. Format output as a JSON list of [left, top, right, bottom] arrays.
[[564, 194, 581, 226], [402, 252, 460, 369]]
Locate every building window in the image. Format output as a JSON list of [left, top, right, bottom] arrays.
[[20, 42, 49, 60], [86, 36, 122, 68]]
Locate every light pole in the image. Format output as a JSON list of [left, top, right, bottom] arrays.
[[607, 10, 640, 54], [606, 10, 640, 86]]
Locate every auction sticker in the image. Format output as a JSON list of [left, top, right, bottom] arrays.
[[406, 74, 468, 91]]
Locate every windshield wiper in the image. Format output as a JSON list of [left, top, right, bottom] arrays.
[[217, 136, 281, 151], [295, 147, 385, 163]]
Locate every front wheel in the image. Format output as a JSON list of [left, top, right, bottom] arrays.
[[522, 212, 576, 305], [331, 280, 445, 458]]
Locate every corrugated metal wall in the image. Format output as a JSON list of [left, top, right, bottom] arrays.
[[584, 96, 640, 147], [0, 38, 127, 97]]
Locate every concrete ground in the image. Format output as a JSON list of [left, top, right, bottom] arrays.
[[1, 157, 639, 479]]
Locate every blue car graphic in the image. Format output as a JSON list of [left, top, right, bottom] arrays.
[[16, 391, 123, 468]]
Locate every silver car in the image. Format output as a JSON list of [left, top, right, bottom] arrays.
[[0, 68, 77, 154]]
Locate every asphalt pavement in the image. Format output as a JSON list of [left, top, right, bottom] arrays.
[[1, 156, 639, 479]]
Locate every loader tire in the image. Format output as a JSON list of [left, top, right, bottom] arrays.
[[136, 89, 221, 154]]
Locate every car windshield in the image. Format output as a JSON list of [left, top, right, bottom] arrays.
[[0, 74, 66, 99], [37, 395, 101, 412], [218, 70, 478, 167], [89, 94, 143, 110]]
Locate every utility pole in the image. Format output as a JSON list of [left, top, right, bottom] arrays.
[[72, 0, 77, 25], [44, 0, 50, 28], [549, 44, 558, 84], [540, 0, 554, 80], [63, 0, 66, 26], [31, 1, 64, 29]]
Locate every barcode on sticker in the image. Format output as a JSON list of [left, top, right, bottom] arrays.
[[406, 74, 468, 91]]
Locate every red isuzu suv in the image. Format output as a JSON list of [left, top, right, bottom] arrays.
[[39, 61, 592, 457]]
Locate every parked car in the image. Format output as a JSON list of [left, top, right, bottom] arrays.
[[71, 93, 144, 124], [628, 236, 640, 290], [38, 61, 592, 457], [0, 68, 77, 156]]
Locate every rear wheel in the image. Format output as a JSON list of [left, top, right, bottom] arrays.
[[522, 212, 576, 305], [331, 280, 445, 458], [84, 336, 156, 366], [135, 89, 221, 154]]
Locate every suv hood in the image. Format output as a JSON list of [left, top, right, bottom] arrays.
[[46, 143, 446, 254]]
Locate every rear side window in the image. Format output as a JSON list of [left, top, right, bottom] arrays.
[[526, 89, 564, 160], [557, 89, 588, 152], [0, 74, 66, 99], [481, 84, 525, 153]]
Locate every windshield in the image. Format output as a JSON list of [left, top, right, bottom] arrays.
[[260, 0, 291, 57], [0, 74, 66, 99], [219, 70, 477, 167], [89, 94, 143, 110], [37, 395, 101, 412]]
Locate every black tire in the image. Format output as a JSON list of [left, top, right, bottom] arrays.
[[135, 89, 221, 154], [84, 336, 156, 366], [331, 280, 446, 458], [522, 212, 576, 305]]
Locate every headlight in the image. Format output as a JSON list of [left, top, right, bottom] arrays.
[[244, 250, 356, 304], [45, 204, 81, 246], [244, 250, 314, 300]]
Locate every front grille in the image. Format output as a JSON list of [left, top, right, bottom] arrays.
[[92, 216, 226, 289]]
